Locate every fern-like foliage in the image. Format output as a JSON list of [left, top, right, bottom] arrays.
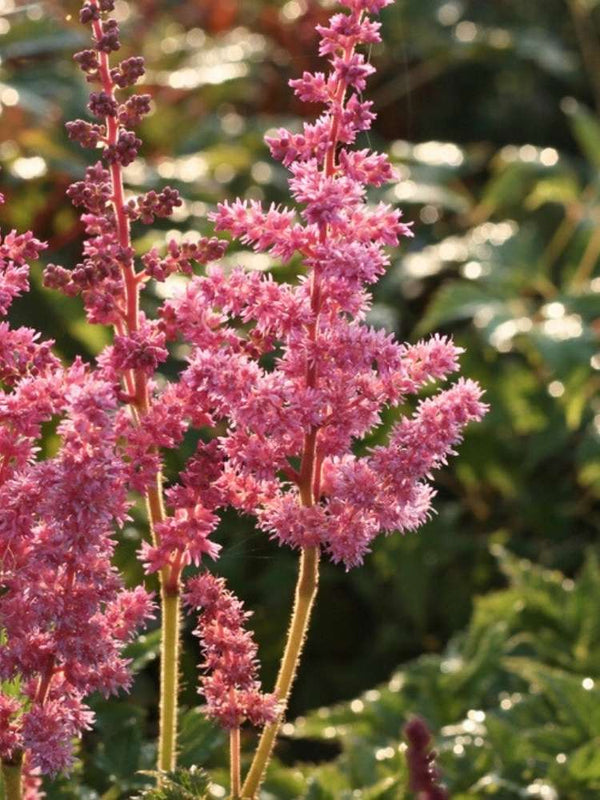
[[135, 766, 211, 799]]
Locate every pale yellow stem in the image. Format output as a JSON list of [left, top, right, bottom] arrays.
[[241, 546, 320, 799]]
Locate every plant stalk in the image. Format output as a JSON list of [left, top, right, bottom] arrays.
[[158, 589, 180, 773], [241, 545, 320, 799], [572, 220, 600, 288], [1, 755, 22, 800], [568, 0, 600, 114], [230, 727, 241, 799]]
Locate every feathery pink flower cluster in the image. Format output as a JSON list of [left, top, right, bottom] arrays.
[[165, 0, 487, 570], [0, 225, 154, 778], [185, 573, 279, 729], [46, 0, 228, 588]]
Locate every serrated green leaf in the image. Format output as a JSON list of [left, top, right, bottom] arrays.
[[177, 707, 225, 767]]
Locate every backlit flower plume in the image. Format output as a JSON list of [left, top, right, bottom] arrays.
[[166, 0, 487, 570], [185, 573, 279, 730]]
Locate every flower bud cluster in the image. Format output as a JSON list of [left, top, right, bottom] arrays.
[[46, 0, 224, 330], [141, 237, 227, 282], [404, 716, 449, 800]]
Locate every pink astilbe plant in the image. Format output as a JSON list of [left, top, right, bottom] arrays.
[[175, 3, 488, 569], [161, 0, 487, 794], [185, 573, 279, 796], [185, 573, 279, 731]]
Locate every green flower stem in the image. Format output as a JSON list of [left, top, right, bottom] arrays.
[[1, 754, 22, 800], [158, 589, 180, 774], [241, 546, 320, 799]]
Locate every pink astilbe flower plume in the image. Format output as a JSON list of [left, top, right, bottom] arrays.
[[184, 573, 279, 730], [165, 0, 487, 571], [2, 0, 230, 784], [0, 302, 155, 775], [43, 0, 228, 589]]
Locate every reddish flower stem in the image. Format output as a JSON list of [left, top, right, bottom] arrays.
[[35, 659, 56, 706], [90, 8, 178, 774]]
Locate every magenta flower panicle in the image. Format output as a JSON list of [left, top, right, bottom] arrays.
[[184, 573, 279, 731], [44, 0, 229, 587], [45, 0, 225, 331], [0, 368, 155, 776], [39, 0, 231, 777], [166, 0, 487, 573], [1, 0, 228, 786]]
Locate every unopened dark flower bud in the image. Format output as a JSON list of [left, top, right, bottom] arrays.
[[118, 94, 152, 127], [43, 264, 74, 294], [66, 120, 105, 149], [89, 91, 118, 118], [104, 130, 141, 166], [111, 56, 145, 88], [74, 49, 99, 73], [96, 18, 120, 53], [404, 717, 449, 800], [156, 187, 181, 216], [79, 2, 100, 24]]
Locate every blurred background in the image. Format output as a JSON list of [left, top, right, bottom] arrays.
[[1, 0, 600, 797]]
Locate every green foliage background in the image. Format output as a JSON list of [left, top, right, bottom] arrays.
[[0, 0, 599, 796]]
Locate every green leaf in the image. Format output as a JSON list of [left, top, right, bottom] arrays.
[[503, 658, 600, 737], [416, 282, 505, 335], [134, 767, 210, 799], [91, 701, 146, 786], [177, 707, 225, 767], [565, 100, 600, 169], [566, 739, 600, 783]]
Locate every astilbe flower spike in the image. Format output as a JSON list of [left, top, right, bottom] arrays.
[[185, 574, 279, 798], [161, 0, 487, 794], [0, 221, 154, 793], [41, 0, 227, 778], [185, 573, 279, 730], [174, 1, 488, 572], [404, 716, 450, 800]]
